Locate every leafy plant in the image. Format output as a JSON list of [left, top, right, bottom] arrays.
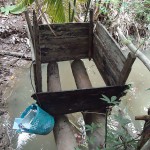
[[0, 0, 88, 23], [100, 95, 119, 105], [82, 111, 138, 150], [85, 122, 102, 133], [0, 0, 34, 15]]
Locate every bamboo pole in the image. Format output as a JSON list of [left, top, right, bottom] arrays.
[[135, 115, 150, 121], [47, 62, 77, 150], [71, 59, 105, 149], [117, 27, 150, 71]]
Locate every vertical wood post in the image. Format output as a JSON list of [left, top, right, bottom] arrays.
[[119, 52, 136, 84], [88, 9, 94, 60], [33, 11, 42, 92], [71, 59, 106, 149], [47, 62, 77, 150]]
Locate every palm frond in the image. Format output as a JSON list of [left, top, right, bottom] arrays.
[[45, 0, 66, 23]]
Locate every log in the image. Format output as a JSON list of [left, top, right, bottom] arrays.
[[0, 50, 31, 61], [47, 62, 77, 150], [71, 59, 106, 149], [117, 27, 150, 71]]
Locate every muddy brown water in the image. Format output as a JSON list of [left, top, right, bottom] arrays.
[[4, 52, 150, 150]]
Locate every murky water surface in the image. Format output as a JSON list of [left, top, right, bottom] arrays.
[[5, 51, 150, 149]]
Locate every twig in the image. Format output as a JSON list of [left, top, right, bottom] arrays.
[[35, 0, 56, 36], [0, 50, 31, 61]]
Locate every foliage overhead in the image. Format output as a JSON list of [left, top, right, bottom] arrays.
[[0, 0, 88, 23]]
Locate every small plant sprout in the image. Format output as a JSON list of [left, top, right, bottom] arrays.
[[100, 95, 119, 105]]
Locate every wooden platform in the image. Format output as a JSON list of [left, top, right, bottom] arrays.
[[32, 85, 129, 115]]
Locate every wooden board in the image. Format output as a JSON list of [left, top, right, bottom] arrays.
[[93, 22, 135, 85], [33, 11, 42, 92], [32, 85, 129, 115], [38, 23, 89, 63]]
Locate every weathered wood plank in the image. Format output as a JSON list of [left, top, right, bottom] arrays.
[[40, 37, 89, 62], [33, 11, 42, 92], [88, 9, 94, 60], [47, 62, 77, 150], [95, 22, 126, 70], [37, 23, 89, 63], [32, 85, 129, 115], [93, 22, 134, 85], [39, 23, 89, 37], [93, 34, 120, 85]]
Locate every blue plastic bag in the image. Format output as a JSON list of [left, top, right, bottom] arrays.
[[13, 104, 55, 135]]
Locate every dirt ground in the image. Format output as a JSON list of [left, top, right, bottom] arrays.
[[0, 1, 31, 149]]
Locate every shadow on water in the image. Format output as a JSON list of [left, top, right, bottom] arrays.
[[4, 55, 150, 149]]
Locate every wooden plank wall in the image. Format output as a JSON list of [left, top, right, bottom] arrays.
[[93, 22, 135, 85], [39, 23, 90, 63]]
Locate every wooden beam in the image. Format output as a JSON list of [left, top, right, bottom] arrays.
[[71, 59, 106, 149], [47, 62, 77, 150], [119, 52, 136, 84], [33, 11, 42, 92]]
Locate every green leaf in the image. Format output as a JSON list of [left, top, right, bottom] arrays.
[[0, 5, 16, 15], [0, 0, 35, 15], [45, 0, 66, 23], [85, 124, 93, 131], [111, 96, 117, 102], [100, 94, 111, 103]]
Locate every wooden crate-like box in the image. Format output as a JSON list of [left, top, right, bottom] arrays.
[[27, 13, 135, 115]]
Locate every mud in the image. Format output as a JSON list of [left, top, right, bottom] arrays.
[[0, 1, 31, 149]]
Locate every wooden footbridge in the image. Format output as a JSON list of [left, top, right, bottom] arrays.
[[25, 10, 135, 150]]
